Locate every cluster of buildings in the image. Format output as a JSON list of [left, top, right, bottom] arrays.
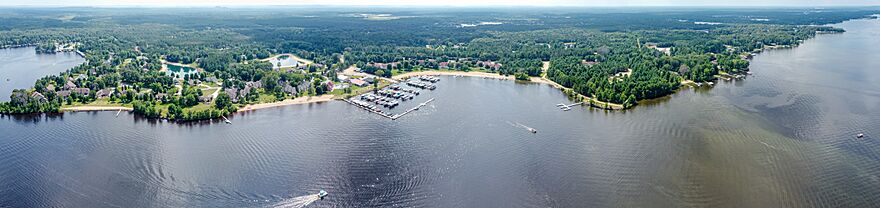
[[364, 58, 504, 72], [26, 74, 117, 103]]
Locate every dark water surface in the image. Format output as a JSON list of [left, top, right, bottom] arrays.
[[0, 47, 84, 102], [2, 19, 880, 207]]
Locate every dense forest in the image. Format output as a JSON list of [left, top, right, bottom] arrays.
[[0, 7, 876, 118]]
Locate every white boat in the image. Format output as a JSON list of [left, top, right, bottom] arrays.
[[856, 133, 865, 138], [318, 190, 328, 199]]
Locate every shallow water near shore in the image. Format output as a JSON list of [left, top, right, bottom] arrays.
[[1, 18, 880, 207]]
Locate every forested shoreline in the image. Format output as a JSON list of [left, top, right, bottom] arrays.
[[0, 7, 876, 119]]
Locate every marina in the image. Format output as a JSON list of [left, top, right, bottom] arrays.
[[347, 75, 441, 119]]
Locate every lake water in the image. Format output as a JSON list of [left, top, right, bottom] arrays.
[[165, 64, 198, 78], [1, 19, 879, 207], [269, 55, 300, 69], [0, 47, 84, 101]]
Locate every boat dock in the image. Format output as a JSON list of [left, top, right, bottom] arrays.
[[392, 98, 434, 120], [347, 97, 435, 120], [556, 102, 584, 111]]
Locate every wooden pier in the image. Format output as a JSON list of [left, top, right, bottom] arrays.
[[556, 102, 583, 111], [347, 98, 435, 120]]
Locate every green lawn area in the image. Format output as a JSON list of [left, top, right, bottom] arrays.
[[201, 88, 218, 96], [62, 98, 129, 108], [203, 82, 220, 87], [258, 93, 278, 103]]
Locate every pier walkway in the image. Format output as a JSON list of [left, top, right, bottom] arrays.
[[347, 98, 435, 120]]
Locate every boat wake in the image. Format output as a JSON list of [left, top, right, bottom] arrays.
[[273, 194, 320, 208], [507, 121, 538, 133]]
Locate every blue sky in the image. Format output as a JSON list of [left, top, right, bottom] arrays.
[[1, 0, 878, 7]]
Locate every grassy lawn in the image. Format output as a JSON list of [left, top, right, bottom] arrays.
[[62, 98, 129, 108], [200, 88, 218, 96], [203, 82, 220, 87], [258, 93, 278, 103]]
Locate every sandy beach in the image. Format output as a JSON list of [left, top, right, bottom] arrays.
[[61, 106, 132, 112], [237, 95, 335, 112]]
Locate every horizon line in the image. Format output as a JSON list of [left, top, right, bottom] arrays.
[[2, 5, 879, 8]]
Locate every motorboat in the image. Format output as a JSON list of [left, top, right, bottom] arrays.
[[318, 190, 328, 200]]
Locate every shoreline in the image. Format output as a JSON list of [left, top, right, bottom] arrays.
[[61, 106, 133, 112], [391, 70, 625, 110], [236, 94, 335, 112]]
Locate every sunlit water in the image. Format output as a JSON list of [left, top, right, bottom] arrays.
[[1, 18, 879, 207]]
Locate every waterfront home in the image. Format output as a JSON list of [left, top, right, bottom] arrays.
[[75, 74, 88, 80], [283, 84, 297, 95], [439, 62, 449, 69], [322, 81, 335, 91], [30, 92, 47, 103], [224, 89, 239, 103], [296, 79, 312, 92], [56, 90, 71, 98], [96, 89, 113, 98], [45, 84, 56, 92], [72, 88, 90, 96], [64, 80, 77, 90]]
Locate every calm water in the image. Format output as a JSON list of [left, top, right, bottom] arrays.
[[0, 47, 84, 101], [269, 55, 299, 69], [2, 19, 880, 207]]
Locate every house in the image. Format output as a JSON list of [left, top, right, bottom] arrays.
[[224, 89, 239, 102], [64, 80, 77, 90], [246, 81, 262, 89], [363, 77, 375, 84], [72, 88, 90, 96], [57, 90, 71, 98], [45, 84, 56, 92], [334, 83, 350, 91], [75, 74, 88, 80], [350, 79, 368, 87], [199, 95, 213, 103], [439, 62, 449, 69], [30, 92, 47, 103], [96, 89, 113, 98], [337, 75, 350, 82], [283, 83, 298, 95], [296, 79, 312, 92], [322, 81, 334, 91]]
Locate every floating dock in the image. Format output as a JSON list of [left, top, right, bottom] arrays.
[[221, 115, 231, 124], [557, 102, 584, 111], [347, 97, 434, 120]]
